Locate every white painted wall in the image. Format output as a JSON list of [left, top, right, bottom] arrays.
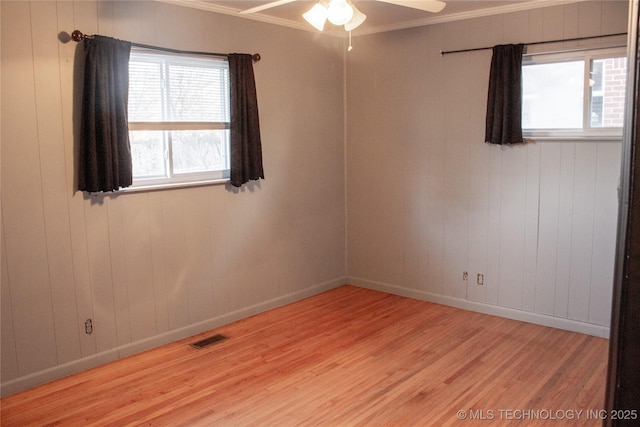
[[346, 1, 626, 336], [1, 0, 346, 395]]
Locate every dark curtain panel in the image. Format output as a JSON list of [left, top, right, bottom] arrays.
[[228, 53, 264, 187], [78, 36, 132, 192], [485, 44, 525, 145]]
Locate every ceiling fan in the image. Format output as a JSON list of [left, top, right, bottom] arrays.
[[239, 0, 446, 32]]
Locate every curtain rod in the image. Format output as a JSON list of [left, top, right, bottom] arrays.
[[71, 30, 261, 62], [440, 32, 627, 56]]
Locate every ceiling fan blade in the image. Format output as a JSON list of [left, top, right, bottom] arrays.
[[240, 0, 298, 15], [374, 0, 446, 13]]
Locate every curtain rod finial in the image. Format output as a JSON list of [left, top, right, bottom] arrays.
[[71, 30, 85, 42], [252, 53, 261, 62]]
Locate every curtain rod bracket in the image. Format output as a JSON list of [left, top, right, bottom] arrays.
[[70, 29, 261, 62]]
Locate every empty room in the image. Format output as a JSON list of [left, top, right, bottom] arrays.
[[2, 0, 638, 425]]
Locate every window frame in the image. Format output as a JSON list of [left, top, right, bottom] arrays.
[[522, 45, 627, 141], [127, 47, 231, 190]]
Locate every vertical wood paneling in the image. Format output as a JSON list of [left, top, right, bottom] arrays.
[[522, 143, 541, 313], [442, 21, 471, 299], [495, 11, 530, 309], [554, 143, 577, 318], [208, 188, 232, 317], [182, 188, 215, 323], [1, 0, 59, 375], [497, 147, 527, 309], [147, 192, 170, 334], [122, 194, 157, 341], [73, 0, 120, 356], [56, 0, 97, 359], [534, 145, 561, 315], [563, 3, 580, 46], [578, 1, 603, 38], [74, 0, 99, 38], [400, 30, 425, 290], [112, 1, 142, 42], [462, 15, 493, 303], [568, 144, 598, 322], [527, 8, 543, 42], [106, 198, 131, 346], [84, 200, 119, 352], [96, 0, 114, 37], [1, 227, 19, 380], [377, 48, 405, 287], [485, 145, 502, 306], [589, 143, 621, 325], [30, 0, 82, 364], [483, 14, 506, 307], [601, 0, 629, 35], [350, 37, 404, 287], [94, 0, 133, 349], [504, 10, 530, 42], [424, 25, 446, 295], [542, 6, 565, 42], [466, 45, 492, 304], [345, 47, 368, 281], [159, 192, 190, 330], [137, 0, 157, 45], [226, 201, 261, 309]]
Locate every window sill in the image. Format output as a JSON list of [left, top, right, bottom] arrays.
[[523, 134, 623, 143], [90, 178, 230, 196]]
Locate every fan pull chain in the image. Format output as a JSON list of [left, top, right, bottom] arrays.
[[348, 30, 353, 51]]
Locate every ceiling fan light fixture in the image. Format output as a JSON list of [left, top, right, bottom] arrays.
[[344, 3, 366, 31], [327, 0, 354, 26], [303, 3, 329, 31]]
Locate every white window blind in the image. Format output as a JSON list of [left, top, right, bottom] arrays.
[[128, 49, 231, 187]]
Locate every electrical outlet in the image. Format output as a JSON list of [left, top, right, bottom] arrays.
[[477, 274, 484, 285], [85, 319, 93, 335], [463, 271, 468, 280]]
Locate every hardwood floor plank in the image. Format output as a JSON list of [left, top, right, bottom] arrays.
[[0, 286, 608, 426]]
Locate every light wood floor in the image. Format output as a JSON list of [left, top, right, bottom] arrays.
[[1, 285, 608, 426]]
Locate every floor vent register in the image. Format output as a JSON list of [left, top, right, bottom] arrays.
[[190, 333, 229, 349]]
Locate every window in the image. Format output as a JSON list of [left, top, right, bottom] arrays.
[[128, 49, 231, 187], [522, 47, 627, 139]]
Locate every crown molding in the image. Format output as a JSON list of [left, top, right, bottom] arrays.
[[156, 0, 589, 38]]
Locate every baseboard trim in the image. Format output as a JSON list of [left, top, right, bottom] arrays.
[[4, 276, 608, 396], [1, 277, 345, 397], [348, 276, 610, 339]]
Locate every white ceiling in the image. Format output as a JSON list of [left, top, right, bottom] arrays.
[[159, 0, 587, 35]]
